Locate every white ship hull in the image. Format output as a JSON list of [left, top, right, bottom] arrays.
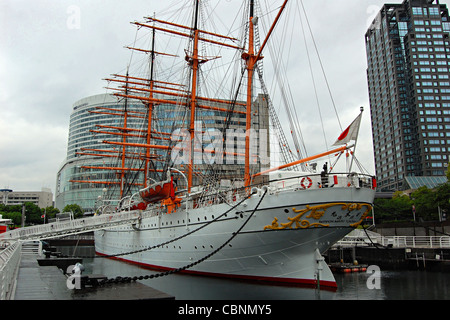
[[95, 174, 375, 290]]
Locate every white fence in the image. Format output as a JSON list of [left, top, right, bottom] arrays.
[[379, 236, 450, 248], [0, 242, 22, 300], [336, 230, 450, 249]]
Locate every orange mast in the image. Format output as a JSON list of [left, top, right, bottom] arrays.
[[187, 0, 200, 193], [243, 0, 256, 188], [243, 0, 289, 187], [119, 72, 130, 197], [73, 2, 272, 195], [144, 25, 156, 188]]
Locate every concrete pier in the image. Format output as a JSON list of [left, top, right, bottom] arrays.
[[12, 244, 174, 300]]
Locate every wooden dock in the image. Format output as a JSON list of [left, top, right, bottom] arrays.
[[13, 248, 174, 300]]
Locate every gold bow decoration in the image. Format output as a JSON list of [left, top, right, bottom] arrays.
[[263, 203, 372, 230]]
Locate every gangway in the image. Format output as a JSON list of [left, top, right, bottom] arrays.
[[0, 210, 151, 242]]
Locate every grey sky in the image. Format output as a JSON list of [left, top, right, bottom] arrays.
[[1, 0, 447, 196]]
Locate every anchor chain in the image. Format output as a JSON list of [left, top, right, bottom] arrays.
[[64, 191, 254, 260], [95, 190, 268, 286]]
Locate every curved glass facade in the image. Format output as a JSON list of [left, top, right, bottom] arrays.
[[55, 94, 146, 212], [56, 92, 270, 212]]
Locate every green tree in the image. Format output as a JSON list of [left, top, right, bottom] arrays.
[[41, 206, 60, 223], [435, 182, 450, 220], [24, 202, 44, 225], [0, 203, 63, 226], [411, 186, 438, 221], [63, 204, 84, 219], [374, 191, 413, 222], [1, 204, 25, 226], [2, 211, 22, 226]]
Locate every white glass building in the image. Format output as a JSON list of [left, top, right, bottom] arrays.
[[55, 94, 146, 212], [56, 92, 270, 212]]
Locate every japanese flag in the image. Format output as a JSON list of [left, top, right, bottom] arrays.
[[332, 113, 362, 147]]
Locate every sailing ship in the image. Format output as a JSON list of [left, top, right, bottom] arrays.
[[75, 0, 376, 290]]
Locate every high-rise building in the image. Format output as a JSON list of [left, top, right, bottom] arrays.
[[365, 0, 450, 191]]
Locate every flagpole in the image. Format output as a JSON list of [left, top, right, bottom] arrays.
[[349, 107, 364, 172]]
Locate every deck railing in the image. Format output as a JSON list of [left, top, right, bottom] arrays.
[[266, 172, 375, 192], [189, 172, 375, 210]]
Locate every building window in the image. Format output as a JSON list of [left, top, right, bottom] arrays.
[[412, 7, 423, 15]]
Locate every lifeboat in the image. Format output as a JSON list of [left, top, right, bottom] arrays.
[[139, 175, 175, 204]]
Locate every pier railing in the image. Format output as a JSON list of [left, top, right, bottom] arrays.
[[0, 241, 22, 300], [380, 236, 450, 249], [336, 233, 450, 249]]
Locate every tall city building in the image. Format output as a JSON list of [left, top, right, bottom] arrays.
[[365, 0, 450, 191]]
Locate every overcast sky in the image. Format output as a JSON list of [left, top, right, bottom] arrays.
[[1, 0, 448, 197]]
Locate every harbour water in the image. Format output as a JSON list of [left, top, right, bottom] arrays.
[[62, 246, 450, 300]]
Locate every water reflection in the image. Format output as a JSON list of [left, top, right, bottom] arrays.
[[334, 272, 386, 300], [60, 246, 450, 300]]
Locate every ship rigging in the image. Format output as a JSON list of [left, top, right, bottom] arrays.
[[70, 0, 375, 289]]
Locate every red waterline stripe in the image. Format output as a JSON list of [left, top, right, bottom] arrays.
[[95, 251, 338, 292]]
